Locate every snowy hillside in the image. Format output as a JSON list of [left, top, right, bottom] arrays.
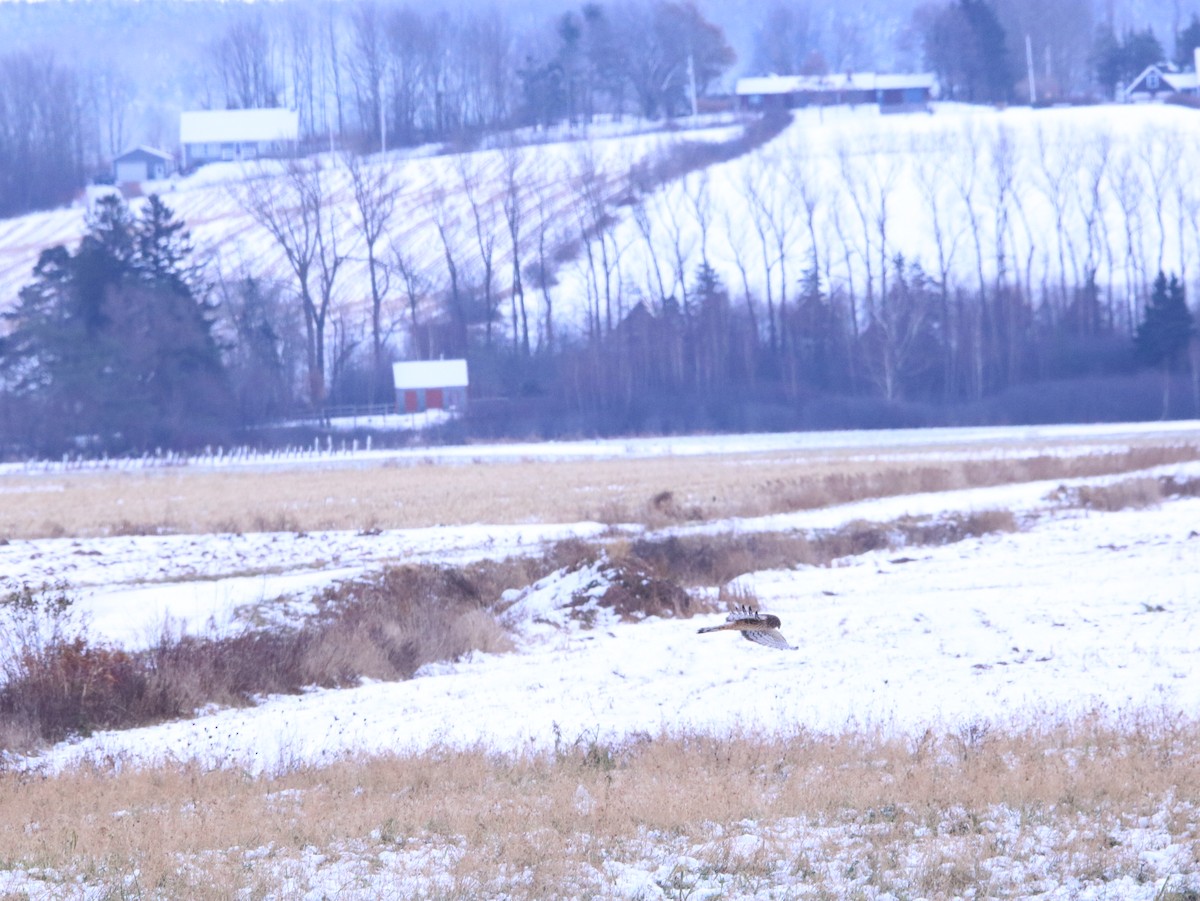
[[0, 118, 743, 338], [4, 103, 1199, 354], [576, 102, 1200, 329]]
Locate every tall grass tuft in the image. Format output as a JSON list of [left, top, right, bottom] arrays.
[[0, 582, 156, 750]]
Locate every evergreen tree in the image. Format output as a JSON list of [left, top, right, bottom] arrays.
[[961, 0, 1012, 103], [1092, 26, 1163, 97], [1124, 27, 1165, 75], [922, 0, 1012, 103], [1136, 272, 1193, 369], [1135, 272, 1194, 417], [791, 257, 838, 390], [517, 55, 567, 127], [1, 195, 232, 453], [1177, 14, 1200, 68], [1091, 24, 1123, 97]]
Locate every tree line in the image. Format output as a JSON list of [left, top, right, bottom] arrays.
[[6, 0, 1200, 220], [1, 114, 1196, 456], [0, 0, 735, 220]]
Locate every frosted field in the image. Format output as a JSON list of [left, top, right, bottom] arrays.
[[0, 421, 1195, 779], [13, 462, 1200, 780], [6, 417, 1198, 475], [3, 423, 1200, 899]]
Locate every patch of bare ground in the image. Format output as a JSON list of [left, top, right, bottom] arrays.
[[3, 716, 1199, 898], [0, 442, 1196, 540]]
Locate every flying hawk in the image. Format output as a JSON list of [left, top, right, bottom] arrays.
[[697, 604, 796, 651]]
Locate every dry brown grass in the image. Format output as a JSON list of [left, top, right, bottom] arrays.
[[630, 508, 1018, 584], [1050, 472, 1200, 512], [3, 715, 1199, 898], [0, 561, 541, 755], [0, 442, 1196, 540]]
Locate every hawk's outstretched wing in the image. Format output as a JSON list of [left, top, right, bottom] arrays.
[[741, 628, 795, 651], [726, 604, 776, 627]]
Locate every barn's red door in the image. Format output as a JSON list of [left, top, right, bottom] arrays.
[[426, 388, 444, 409], [403, 390, 419, 413]]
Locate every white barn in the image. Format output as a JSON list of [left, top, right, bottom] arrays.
[[392, 359, 469, 414], [179, 108, 300, 169], [736, 72, 936, 113]]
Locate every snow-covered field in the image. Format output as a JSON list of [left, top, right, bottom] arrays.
[[25, 475, 1200, 774], [2, 423, 1195, 774], [3, 423, 1200, 898], [6, 416, 1198, 475]]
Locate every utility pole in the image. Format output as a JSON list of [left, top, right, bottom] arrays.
[[379, 75, 387, 154], [1025, 34, 1037, 105], [687, 52, 699, 117]]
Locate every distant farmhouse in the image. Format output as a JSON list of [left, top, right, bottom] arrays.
[[113, 146, 175, 184], [392, 359, 469, 414], [736, 72, 936, 113], [179, 108, 300, 169], [1124, 50, 1200, 101]]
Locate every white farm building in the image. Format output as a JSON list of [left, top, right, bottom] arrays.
[[179, 108, 300, 169], [392, 359, 469, 414]]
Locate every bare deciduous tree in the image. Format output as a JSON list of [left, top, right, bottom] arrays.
[[500, 146, 531, 356], [528, 170, 569, 351], [282, 3, 319, 139], [238, 160, 345, 407], [739, 162, 781, 351], [682, 170, 713, 271], [950, 124, 989, 399], [390, 243, 433, 360], [1137, 129, 1181, 280], [457, 152, 500, 347], [720, 203, 759, 348], [911, 136, 963, 397], [347, 0, 386, 148], [654, 181, 697, 319], [344, 151, 398, 401], [208, 10, 279, 110], [837, 141, 878, 322], [1106, 147, 1147, 334], [429, 184, 469, 354], [1073, 132, 1112, 334], [570, 144, 624, 337], [632, 193, 671, 305]]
